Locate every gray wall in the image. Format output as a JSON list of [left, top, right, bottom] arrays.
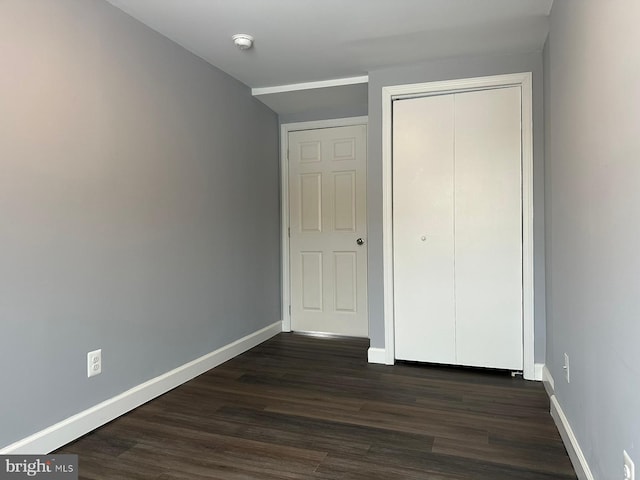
[[367, 52, 547, 363], [0, 0, 279, 449], [279, 104, 368, 125], [545, 1, 640, 477]]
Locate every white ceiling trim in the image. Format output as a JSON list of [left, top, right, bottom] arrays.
[[252, 76, 369, 97]]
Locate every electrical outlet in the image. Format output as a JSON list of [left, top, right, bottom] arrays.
[[87, 349, 102, 378], [624, 450, 635, 480], [563, 353, 570, 383]]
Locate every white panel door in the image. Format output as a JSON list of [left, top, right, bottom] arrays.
[[454, 87, 523, 370], [289, 125, 368, 336], [393, 95, 456, 363], [393, 87, 523, 370]]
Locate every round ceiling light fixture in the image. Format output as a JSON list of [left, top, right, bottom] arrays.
[[232, 34, 254, 50]]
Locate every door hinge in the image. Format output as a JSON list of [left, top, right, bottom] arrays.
[[288, 305, 291, 315], [288, 227, 290, 237], [287, 149, 289, 161]]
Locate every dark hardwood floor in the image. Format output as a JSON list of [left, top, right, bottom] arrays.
[[57, 333, 576, 479]]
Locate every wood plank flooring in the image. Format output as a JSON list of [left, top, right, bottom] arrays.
[[57, 333, 576, 479]]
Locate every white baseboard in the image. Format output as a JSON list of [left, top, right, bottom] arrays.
[[543, 365, 593, 479], [0, 321, 282, 455], [549, 395, 594, 480], [542, 364, 555, 397], [367, 347, 386, 364], [534, 363, 544, 381]]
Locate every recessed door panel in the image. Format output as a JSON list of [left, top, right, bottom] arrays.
[[334, 252, 357, 312], [332, 138, 356, 161], [300, 173, 322, 232], [301, 252, 323, 311], [333, 171, 356, 232], [299, 141, 321, 163]]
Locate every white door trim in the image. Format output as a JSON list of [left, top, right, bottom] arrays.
[[381, 72, 535, 379], [280, 116, 369, 332]]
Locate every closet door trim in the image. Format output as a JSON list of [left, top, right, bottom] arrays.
[[379, 72, 535, 379]]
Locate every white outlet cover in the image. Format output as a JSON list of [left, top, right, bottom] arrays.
[[624, 450, 635, 480], [87, 349, 102, 378]]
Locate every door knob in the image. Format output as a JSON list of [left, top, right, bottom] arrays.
[[356, 238, 365, 246]]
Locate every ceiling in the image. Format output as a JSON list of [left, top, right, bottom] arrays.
[[106, 0, 553, 114]]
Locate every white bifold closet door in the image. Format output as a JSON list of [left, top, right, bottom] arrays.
[[393, 86, 523, 371]]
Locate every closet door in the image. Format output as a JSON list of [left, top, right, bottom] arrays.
[[393, 95, 455, 363], [454, 87, 523, 370], [393, 86, 523, 370]]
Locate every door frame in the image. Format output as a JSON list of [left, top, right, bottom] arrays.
[[280, 116, 369, 332], [381, 73, 536, 379]]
